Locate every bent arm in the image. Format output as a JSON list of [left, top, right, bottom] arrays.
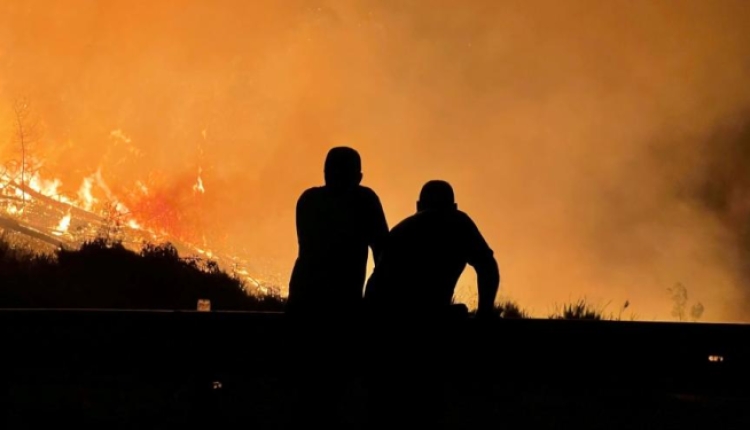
[[368, 193, 389, 263], [463, 213, 500, 316], [295, 191, 312, 250], [474, 254, 500, 316]]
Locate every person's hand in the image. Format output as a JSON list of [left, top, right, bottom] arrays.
[[449, 303, 469, 319], [474, 307, 497, 321]]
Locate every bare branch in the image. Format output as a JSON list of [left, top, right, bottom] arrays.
[[11, 98, 37, 211]]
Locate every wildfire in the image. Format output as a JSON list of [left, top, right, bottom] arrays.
[[0, 155, 274, 297], [28, 175, 61, 200], [53, 212, 71, 236], [77, 176, 97, 211], [196, 247, 214, 259]]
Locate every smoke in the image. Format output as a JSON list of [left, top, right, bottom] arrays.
[[1, 0, 750, 320]]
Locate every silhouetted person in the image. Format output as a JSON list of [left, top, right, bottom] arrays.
[[286, 146, 388, 317], [363, 180, 500, 428], [364, 179, 499, 318], [285, 146, 388, 428]]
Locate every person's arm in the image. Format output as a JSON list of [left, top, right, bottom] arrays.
[[367, 190, 389, 264], [287, 190, 313, 314], [295, 190, 312, 250], [464, 214, 500, 317], [474, 253, 500, 317]]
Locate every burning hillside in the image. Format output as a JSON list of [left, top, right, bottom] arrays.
[[0, 152, 281, 299]]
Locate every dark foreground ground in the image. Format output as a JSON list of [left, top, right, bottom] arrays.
[[2, 310, 750, 429]]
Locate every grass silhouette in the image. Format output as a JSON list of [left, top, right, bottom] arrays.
[[493, 299, 529, 318], [0, 236, 284, 311], [0, 237, 648, 320], [549, 298, 604, 320]]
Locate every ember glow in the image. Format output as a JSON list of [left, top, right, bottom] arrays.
[[193, 168, 206, 195], [1, 1, 750, 320]]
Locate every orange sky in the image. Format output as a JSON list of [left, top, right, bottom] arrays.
[[2, 0, 750, 321]]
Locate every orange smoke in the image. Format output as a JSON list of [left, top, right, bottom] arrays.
[[2, 1, 750, 321]]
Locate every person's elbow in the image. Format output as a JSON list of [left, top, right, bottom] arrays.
[[476, 255, 500, 290]]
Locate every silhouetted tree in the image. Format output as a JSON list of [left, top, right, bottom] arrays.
[[11, 98, 41, 211]]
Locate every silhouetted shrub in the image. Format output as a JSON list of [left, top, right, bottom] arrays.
[[492, 299, 529, 318], [549, 298, 603, 320], [0, 237, 284, 311]]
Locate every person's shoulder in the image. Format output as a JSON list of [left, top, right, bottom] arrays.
[[453, 209, 482, 230], [354, 186, 385, 207], [297, 186, 325, 203], [389, 211, 422, 232], [454, 209, 475, 222], [355, 185, 381, 200], [454, 210, 492, 249]]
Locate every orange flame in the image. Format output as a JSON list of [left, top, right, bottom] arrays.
[[193, 167, 205, 194], [53, 212, 71, 236]]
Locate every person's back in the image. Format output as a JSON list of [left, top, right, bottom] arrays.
[[287, 147, 388, 317], [285, 147, 388, 428], [364, 180, 499, 317], [362, 180, 500, 428]]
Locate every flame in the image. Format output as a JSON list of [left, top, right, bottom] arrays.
[[93, 169, 114, 202], [93, 168, 131, 215], [135, 181, 149, 195], [1, 153, 274, 298], [53, 212, 71, 236], [193, 167, 205, 194], [28, 174, 61, 198], [77, 176, 98, 211]]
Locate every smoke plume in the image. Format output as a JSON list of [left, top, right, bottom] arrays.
[[2, 1, 750, 320]]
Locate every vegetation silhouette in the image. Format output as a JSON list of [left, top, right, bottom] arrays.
[[548, 298, 638, 321], [0, 237, 283, 311], [0, 237, 693, 323], [549, 298, 605, 320], [482, 299, 529, 319]]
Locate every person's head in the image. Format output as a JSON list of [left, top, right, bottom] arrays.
[[324, 146, 362, 190], [417, 180, 457, 212]]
